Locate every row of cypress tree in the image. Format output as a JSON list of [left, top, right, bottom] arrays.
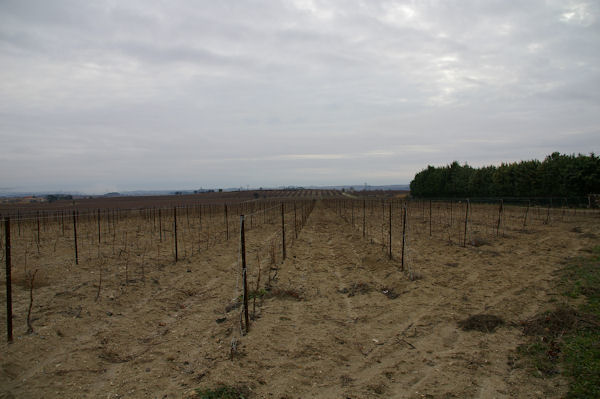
[[409, 152, 600, 198]]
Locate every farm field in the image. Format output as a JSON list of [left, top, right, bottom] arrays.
[[0, 189, 343, 214], [1, 198, 599, 398]]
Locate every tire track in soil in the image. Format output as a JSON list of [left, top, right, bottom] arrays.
[[208, 203, 416, 398], [4, 201, 594, 398], [1, 217, 297, 399], [208, 202, 579, 399]]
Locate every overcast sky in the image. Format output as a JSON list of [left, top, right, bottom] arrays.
[[1, 0, 599, 193]]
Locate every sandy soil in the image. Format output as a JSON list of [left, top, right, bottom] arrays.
[[1, 201, 599, 398]]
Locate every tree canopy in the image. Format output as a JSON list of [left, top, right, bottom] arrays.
[[409, 152, 600, 198]]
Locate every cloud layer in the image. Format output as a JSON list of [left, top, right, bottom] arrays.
[[1, 0, 599, 193]]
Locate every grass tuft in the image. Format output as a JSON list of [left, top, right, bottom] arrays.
[[561, 246, 600, 398], [518, 245, 600, 397]]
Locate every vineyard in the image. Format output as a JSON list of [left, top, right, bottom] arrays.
[[1, 190, 599, 398]]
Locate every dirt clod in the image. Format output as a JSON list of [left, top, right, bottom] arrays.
[[381, 287, 398, 299]]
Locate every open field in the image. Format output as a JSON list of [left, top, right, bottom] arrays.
[[1, 195, 599, 398], [0, 189, 343, 214]]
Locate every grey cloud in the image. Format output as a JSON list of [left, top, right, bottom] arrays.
[[1, 0, 599, 193]]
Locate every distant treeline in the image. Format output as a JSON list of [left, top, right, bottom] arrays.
[[410, 152, 600, 198], [46, 194, 73, 203]]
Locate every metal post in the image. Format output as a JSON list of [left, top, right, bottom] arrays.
[[281, 203, 286, 261], [294, 202, 297, 239], [240, 215, 249, 334], [401, 205, 407, 271], [362, 200, 366, 238], [388, 201, 392, 260], [5, 218, 13, 342], [73, 210, 78, 265], [97, 208, 101, 244], [36, 211, 40, 245], [463, 200, 469, 247], [224, 205, 229, 240], [174, 207, 178, 262], [159, 208, 163, 242], [429, 200, 432, 237]]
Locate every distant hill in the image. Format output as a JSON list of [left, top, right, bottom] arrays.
[[0, 184, 410, 199], [308, 184, 410, 191]]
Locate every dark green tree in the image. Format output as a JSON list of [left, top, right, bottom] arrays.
[[410, 153, 599, 198]]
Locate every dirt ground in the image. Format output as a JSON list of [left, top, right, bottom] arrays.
[[1, 201, 599, 398]]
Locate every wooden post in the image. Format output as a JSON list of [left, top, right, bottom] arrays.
[[401, 205, 407, 272], [281, 203, 286, 261], [523, 200, 530, 228], [388, 201, 392, 260], [73, 210, 78, 265], [174, 207, 178, 262], [240, 215, 249, 334], [496, 200, 503, 237], [463, 200, 469, 247], [5, 218, 13, 342]]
